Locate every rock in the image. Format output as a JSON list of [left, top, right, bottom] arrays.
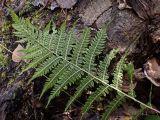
[[56, 0, 77, 9], [107, 8, 147, 53], [117, 0, 132, 10], [129, 0, 153, 20], [96, 8, 112, 29], [129, 0, 160, 20], [79, 0, 111, 25], [32, 0, 47, 6], [50, 1, 59, 10], [32, 0, 59, 11]]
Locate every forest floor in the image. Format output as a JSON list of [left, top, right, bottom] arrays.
[[0, 0, 160, 120]]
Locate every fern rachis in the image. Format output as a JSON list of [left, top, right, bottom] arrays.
[[11, 11, 160, 120]]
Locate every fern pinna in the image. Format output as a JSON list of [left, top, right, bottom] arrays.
[[11, 12, 133, 119]]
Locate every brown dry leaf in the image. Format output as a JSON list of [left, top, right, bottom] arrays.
[[144, 57, 160, 86], [12, 44, 25, 62]]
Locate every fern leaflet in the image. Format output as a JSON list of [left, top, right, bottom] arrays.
[[101, 94, 125, 120]]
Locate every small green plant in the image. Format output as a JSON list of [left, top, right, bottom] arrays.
[[11, 11, 160, 119]]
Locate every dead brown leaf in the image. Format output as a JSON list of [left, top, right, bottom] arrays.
[[12, 44, 25, 62]]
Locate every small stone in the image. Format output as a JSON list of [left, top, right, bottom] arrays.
[[32, 0, 46, 6], [56, 0, 77, 9], [50, 1, 59, 10]]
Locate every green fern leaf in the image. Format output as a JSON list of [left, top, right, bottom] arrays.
[[40, 62, 71, 98], [65, 76, 94, 111], [112, 56, 126, 89], [98, 49, 119, 81], [55, 22, 66, 55], [83, 28, 107, 73], [101, 94, 125, 120], [46, 68, 82, 107], [82, 85, 111, 118], [62, 28, 76, 60], [28, 55, 61, 83], [13, 18, 38, 44], [12, 13, 152, 119], [71, 27, 91, 65], [10, 9, 19, 23], [22, 52, 51, 73]]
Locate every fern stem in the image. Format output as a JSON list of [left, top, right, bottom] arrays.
[[34, 41, 160, 114]]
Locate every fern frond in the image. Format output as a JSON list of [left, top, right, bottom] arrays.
[[28, 55, 61, 83], [81, 85, 111, 118], [22, 52, 51, 73], [62, 28, 76, 60], [46, 68, 83, 107], [101, 94, 125, 120], [65, 76, 94, 111], [40, 62, 67, 98], [10, 9, 19, 23], [55, 22, 66, 55], [112, 56, 126, 89], [13, 18, 38, 44], [40, 62, 78, 98], [44, 21, 51, 32], [71, 27, 91, 65], [98, 49, 118, 81], [12, 12, 160, 119], [83, 28, 107, 73]]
